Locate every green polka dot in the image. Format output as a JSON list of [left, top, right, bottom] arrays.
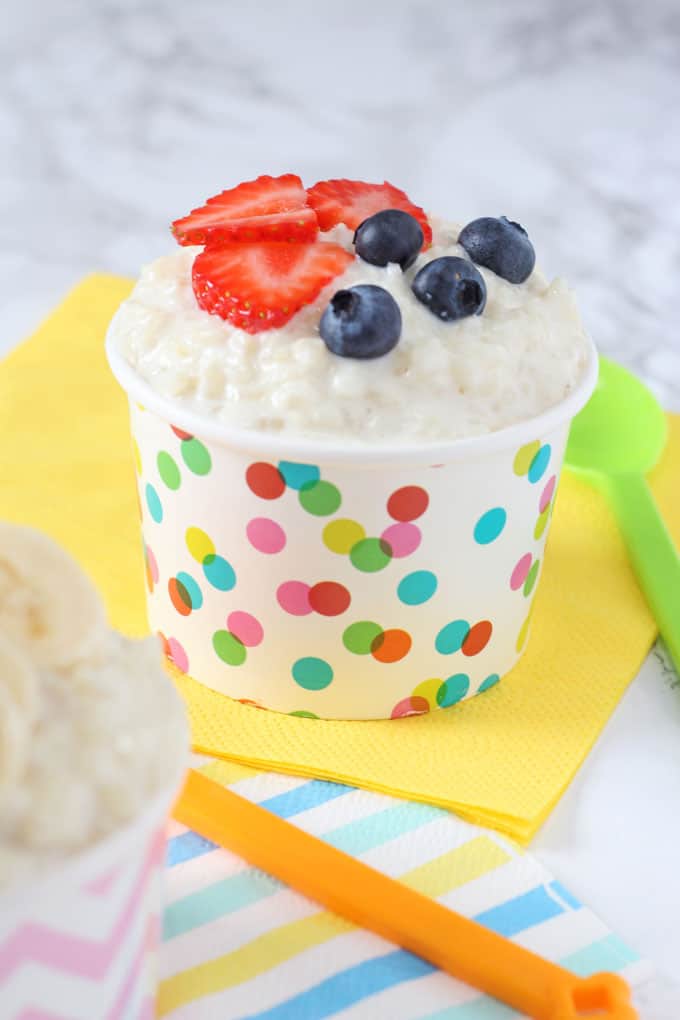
[[435, 620, 470, 655], [534, 506, 551, 540], [478, 673, 501, 693], [213, 630, 247, 666], [437, 673, 470, 707], [343, 621, 383, 655], [181, 438, 212, 475], [157, 451, 181, 490], [292, 657, 334, 691], [298, 480, 341, 516], [523, 559, 540, 597], [350, 538, 392, 573], [289, 710, 319, 719], [398, 570, 438, 606]]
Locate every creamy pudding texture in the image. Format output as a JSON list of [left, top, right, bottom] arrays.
[[0, 525, 187, 888], [0, 636, 185, 888], [110, 220, 590, 443]]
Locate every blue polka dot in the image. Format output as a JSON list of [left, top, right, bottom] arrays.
[[437, 673, 470, 707], [474, 507, 507, 545], [435, 620, 470, 655], [528, 445, 551, 484], [478, 673, 501, 693], [277, 461, 321, 490], [202, 554, 236, 592], [176, 571, 203, 610], [145, 483, 163, 523], [292, 657, 334, 691], [397, 570, 438, 606]]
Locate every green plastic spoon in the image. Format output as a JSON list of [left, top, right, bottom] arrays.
[[565, 355, 680, 673]]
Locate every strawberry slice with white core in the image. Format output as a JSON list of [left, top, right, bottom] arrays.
[[192, 241, 354, 333], [172, 174, 318, 246], [307, 179, 432, 247]]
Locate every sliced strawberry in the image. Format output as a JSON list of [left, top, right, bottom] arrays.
[[172, 174, 318, 246], [307, 179, 432, 247], [192, 241, 354, 333]]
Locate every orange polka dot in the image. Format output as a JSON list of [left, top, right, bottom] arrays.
[[168, 577, 192, 616], [371, 628, 412, 663], [462, 620, 493, 656]]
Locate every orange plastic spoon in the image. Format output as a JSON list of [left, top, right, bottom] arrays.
[[173, 770, 636, 1020]]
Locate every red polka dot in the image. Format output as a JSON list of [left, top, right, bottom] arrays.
[[309, 581, 351, 617], [168, 577, 192, 616], [171, 425, 193, 440], [371, 628, 412, 663], [246, 462, 286, 500], [387, 486, 429, 522], [462, 620, 493, 656]]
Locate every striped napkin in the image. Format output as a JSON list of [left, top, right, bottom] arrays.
[[158, 761, 652, 1019]]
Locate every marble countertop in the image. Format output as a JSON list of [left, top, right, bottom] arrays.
[[2, 0, 680, 1009], [2, 0, 679, 405]]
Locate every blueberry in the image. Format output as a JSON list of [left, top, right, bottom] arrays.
[[319, 285, 402, 359], [458, 216, 535, 284], [353, 209, 424, 270], [411, 257, 486, 322]]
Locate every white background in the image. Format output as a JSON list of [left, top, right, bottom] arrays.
[[2, 0, 679, 1011]]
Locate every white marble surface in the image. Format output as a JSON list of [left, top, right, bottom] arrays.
[[2, 0, 680, 1010], [3, 0, 680, 405]]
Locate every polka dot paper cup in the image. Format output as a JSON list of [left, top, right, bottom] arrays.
[[107, 338, 597, 721]]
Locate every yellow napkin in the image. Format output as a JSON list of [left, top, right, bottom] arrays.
[[2, 275, 678, 844]]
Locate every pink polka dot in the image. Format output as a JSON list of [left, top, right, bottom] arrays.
[[227, 611, 264, 648], [277, 580, 312, 616], [146, 545, 159, 583], [167, 637, 189, 674], [247, 517, 286, 554], [381, 522, 421, 558], [391, 696, 430, 719], [510, 553, 533, 591], [540, 475, 556, 513]]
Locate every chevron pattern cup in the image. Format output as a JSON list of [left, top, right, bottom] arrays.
[[0, 790, 174, 1020]]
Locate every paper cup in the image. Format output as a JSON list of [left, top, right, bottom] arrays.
[[107, 335, 598, 720], [0, 762, 186, 1020]]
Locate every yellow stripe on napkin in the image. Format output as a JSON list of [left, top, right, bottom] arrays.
[[1, 275, 677, 844], [158, 835, 510, 1015]]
